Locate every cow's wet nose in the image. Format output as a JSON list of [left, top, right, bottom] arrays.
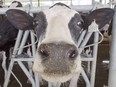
[[38, 42, 78, 61]]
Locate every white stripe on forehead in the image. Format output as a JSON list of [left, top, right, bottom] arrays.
[[41, 5, 79, 44], [44, 5, 79, 22], [9, 2, 18, 8]]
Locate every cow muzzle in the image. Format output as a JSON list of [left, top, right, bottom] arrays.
[[33, 42, 81, 82]]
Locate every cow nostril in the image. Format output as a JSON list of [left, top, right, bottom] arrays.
[[39, 49, 49, 57], [68, 50, 78, 59]]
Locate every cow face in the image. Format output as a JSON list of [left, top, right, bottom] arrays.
[[9, 1, 22, 8], [6, 3, 114, 82]]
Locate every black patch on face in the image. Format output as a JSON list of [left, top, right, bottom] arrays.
[[50, 2, 70, 9], [68, 13, 83, 43], [0, 18, 18, 46], [34, 12, 47, 41]]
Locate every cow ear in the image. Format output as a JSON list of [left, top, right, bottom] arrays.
[[6, 9, 33, 30], [84, 8, 114, 30]]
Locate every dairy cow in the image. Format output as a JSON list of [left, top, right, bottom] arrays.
[[82, 9, 114, 57], [6, 3, 114, 85], [0, 1, 22, 69]]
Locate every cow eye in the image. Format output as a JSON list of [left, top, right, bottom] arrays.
[[39, 49, 49, 57], [69, 50, 78, 60], [77, 21, 83, 28], [33, 20, 38, 26]]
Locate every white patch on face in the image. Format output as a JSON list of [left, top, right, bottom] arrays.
[[102, 24, 109, 37], [9, 2, 18, 8], [100, 24, 111, 41], [41, 5, 79, 44]]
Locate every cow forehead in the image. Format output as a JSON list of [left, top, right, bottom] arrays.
[[9, 3, 18, 8], [35, 4, 82, 44], [43, 5, 79, 22]]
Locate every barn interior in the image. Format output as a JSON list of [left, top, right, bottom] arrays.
[[0, 0, 115, 87]]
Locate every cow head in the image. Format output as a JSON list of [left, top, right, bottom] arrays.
[[9, 1, 22, 8], [6, 3, 114, 82], [0, 19, 18, 46], [0, 1, 22, 46]]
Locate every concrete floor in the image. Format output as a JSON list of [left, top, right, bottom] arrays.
[[0, 42, 110, 87]]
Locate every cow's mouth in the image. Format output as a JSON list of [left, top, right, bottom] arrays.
[[39, 72, 78, 82], [37, 66, 81, 82]]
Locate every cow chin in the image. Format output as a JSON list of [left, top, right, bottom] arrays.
[[40, 72, 80, 82], [34, 67, 81, 83]]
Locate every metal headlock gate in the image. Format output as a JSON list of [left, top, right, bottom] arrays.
[[0, 3, 115, 87]]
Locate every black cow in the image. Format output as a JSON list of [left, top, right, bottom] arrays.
[[6, 3, 114, 87], [0, 1, 22, 68]]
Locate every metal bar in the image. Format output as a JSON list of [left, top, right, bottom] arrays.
[[92, 0, 95, 5], [90, 32, 99, 87], [13, 58, 33, 61], [77, 30, 87, 47], [29, 0, 32, 6], [12, 30, 23, 56], [79, 32, 93, 53], [81, 68, 91, 87], [81, 57, 94, 61], [48, 82, 53, 87], [34, 73, 40, 87], [30, 31, 40, 87], [0, 5, 94, 14], [2, 52, 7, 79], [30, 31, 36, 57], [17, 31, 29, 55], [108, 5, 116, 87], [18, 61, 35, 87], [3, 60, 15, 87]]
